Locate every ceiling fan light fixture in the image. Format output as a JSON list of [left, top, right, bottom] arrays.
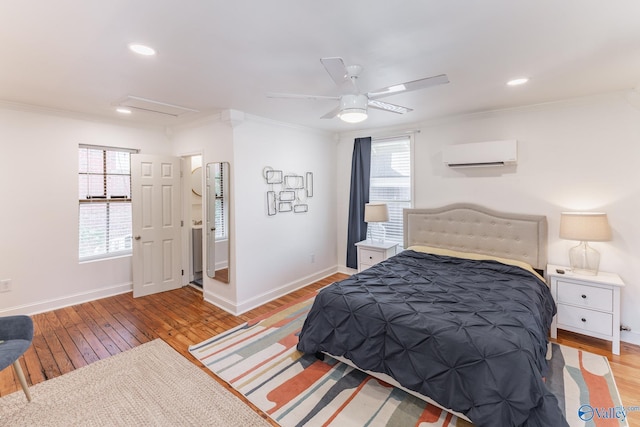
[[338, 93, 368, 123], [339, 108, 368, 123]]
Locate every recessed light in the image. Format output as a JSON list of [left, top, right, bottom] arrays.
[[507, 77, 529, 86], [116, 107, 132, 114], [128, 43, 156, 56]]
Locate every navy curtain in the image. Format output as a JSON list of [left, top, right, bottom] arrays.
[[346, 137, 372, 269]]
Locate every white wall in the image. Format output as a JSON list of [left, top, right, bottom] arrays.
[[336, 92, 640, 345], [0, 107, 172, 315], [231, 116, 337, 313], [171, 112, 338, 314]]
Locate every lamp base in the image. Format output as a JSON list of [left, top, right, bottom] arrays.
[[569, 241, 600, 275], [375, 223, 386, 243], [366, 223, 386, 243]]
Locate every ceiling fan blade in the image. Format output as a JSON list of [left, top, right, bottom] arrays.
[[368, 74, 449, 99], [266, 92, 339, 100], [368, 99, 413, 114], [320, 106, 341, 119], [320, 57, 358, 93]]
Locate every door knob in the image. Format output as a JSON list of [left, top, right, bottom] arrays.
[[134, 236, 141, 240]]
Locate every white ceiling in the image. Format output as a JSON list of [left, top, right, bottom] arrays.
[[1, 1, 640, 132]]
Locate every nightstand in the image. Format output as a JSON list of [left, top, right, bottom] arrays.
[[355, 240, 399, 272], [547, 264, 624, 355]]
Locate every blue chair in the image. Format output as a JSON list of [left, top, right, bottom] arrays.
[[0, 315, 34, 401]]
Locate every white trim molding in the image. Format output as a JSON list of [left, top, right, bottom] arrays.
[[0, 282, 133, 317], [203, 266, 339, 316]]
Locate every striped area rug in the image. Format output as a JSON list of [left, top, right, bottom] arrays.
[[190, 293, 628, 427]]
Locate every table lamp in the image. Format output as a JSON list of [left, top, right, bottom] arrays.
[[559, 212, 611, 275], [364, 203, 389, 243]]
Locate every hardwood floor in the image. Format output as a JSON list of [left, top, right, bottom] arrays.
[[2, 272, 640, 426]]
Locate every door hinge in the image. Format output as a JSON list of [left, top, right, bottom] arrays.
[[181, 220, 184, 227], [181, 269, 184, 276]]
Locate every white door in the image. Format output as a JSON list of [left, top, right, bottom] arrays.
[[131, 154, 182, 297]]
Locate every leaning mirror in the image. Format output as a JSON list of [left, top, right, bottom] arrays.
[[206, 162, 230, 283], [191, 166, 202, 196]]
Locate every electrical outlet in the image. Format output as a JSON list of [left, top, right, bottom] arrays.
[[0, 279, 11, 293]]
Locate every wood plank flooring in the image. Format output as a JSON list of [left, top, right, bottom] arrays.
[[2, 272, 640, 426]]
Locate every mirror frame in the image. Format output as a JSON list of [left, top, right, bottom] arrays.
[[206, 162, 230, 283], [191, 166, 203, 196]]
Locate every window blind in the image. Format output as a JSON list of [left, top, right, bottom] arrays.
[[78, 146, 133, 260], [369, 136, 411, 245], [213, 163, 226, 239]]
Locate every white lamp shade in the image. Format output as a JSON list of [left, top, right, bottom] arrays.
[[364, 203, 389, 223], [559, 212, 611, 242]]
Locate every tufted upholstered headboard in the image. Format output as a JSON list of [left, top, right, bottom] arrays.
[[403, 204, 548, 271]]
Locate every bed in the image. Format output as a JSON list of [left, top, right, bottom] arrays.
[[297, 204, 567, 427]]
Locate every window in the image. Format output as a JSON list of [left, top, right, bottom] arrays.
[[78, 145, 134, 260], [212, 163, 227, 239], [369, 136, 412, 245]]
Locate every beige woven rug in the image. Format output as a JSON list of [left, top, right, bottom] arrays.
[[0, 339, 271, 427]]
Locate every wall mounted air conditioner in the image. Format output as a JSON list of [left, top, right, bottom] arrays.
[[443, 140, 517, 168]]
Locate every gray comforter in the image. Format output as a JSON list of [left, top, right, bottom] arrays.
[[297, 250, 568, 427]]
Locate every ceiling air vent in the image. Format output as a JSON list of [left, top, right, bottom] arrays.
[[116, 96, 199, 117]]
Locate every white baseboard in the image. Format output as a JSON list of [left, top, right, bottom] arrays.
[[203, 266, 339, 316], [201, 291, 237, 315], [621, 330, 640, 347], [0, 282, 133, 316], [337, 265, 357, 275]]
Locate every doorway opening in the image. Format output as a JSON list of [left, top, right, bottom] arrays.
[[185, 154, 204, 289]]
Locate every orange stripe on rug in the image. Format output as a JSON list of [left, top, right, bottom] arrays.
[[266, 359, 333, 415], [579, 351, 617, 427], [418, 403, 446, 424]]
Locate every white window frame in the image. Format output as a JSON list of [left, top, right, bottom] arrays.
[[78, 144, 138, 261], [368, 135, 414, 247]]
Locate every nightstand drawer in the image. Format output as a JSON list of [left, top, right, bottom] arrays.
[[359, 249, 385, 265], [557, 281, 612, 311], [557, 304, 613, 336], [358, 263, 373, 272]]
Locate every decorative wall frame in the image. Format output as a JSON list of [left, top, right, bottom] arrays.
[[284, 175, 304, 189], [267, 191, 277, 216], [266, 169, 283, 184], [306, 172, 313, 197], [264, 166, 313, 216], [278, 202, 293, 212]]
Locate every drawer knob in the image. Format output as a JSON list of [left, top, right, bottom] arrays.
[[369, 256, 373, 259], [581, 318, 587, 322], [581, 294, 587, 299]]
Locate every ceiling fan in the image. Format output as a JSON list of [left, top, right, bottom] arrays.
[[267, 57, 449, 123]]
